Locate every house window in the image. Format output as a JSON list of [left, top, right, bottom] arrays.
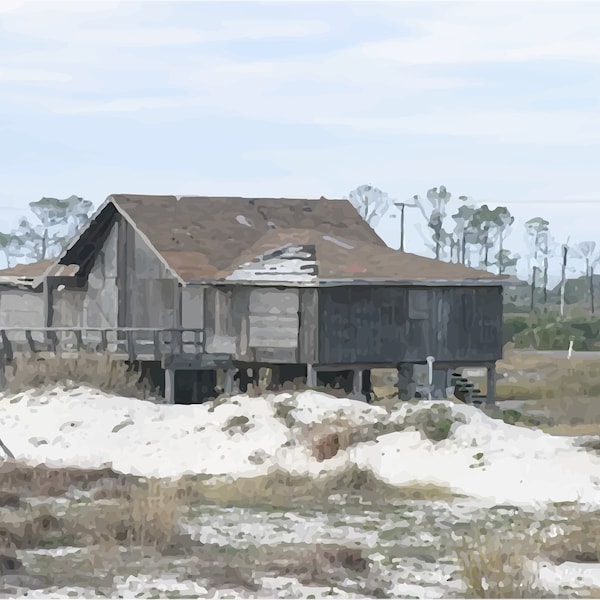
[[408, 289, 429, 320]]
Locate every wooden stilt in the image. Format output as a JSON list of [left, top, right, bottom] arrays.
[[224, 368, 235, 395], [352, 369, 363, 400], [362, 369, 373, 403], [165, 367, 176, 404], [486, 363, 497, 405]]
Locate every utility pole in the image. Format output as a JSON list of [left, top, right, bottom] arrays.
[[560, 243, 568, 319], [394, 201, 419, 252]]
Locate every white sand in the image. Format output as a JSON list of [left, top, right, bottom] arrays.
[[1, 387, 600, 508]]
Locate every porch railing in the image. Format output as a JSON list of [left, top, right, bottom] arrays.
[[0, 327, 205, 362]]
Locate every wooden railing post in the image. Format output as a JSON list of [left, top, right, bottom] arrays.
[[1, 331, 13, 363], [153, 330, 160, 360], [75, 330, 83, 352], [126, 330, 134, 362], [0, 326, 207, 364], [49, 330, 58, 353]]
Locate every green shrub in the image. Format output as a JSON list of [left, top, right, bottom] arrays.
[[507, 314, 600, 351], [401, 404, 467, 443]]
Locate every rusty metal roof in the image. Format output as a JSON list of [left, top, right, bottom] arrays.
[[60, 194, 506, 285]]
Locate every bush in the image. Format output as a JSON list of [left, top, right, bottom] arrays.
[[505, 314, 600, 351], [399, 403, 467, 442], [503, 315, 531, 346], [3, 351, 154, 399]]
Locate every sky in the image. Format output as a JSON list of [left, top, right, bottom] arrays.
[[1, 0, 600, 284]]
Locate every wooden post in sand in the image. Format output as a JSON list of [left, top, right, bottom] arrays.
[[164, 367, 176, 404]]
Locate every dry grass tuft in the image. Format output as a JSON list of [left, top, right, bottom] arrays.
[[0, 460, 125, 498], [116, 478, 183, 551], [456, 528, 543, 598], [3, 351, 153, 399], [537, 506, 600, 565]]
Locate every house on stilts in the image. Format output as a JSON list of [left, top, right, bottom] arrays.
[[0, 194, 507, 403]]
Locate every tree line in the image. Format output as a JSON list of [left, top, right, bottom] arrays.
[[1, 190, 597, 318], [348, 184, 599, 316], [0, 195, 93, 268]]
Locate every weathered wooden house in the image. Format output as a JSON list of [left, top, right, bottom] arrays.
[[0, 194, 506, 403]]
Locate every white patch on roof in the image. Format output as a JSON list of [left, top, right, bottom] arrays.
[[236, 215, 254, 227], [322, 235, 354, 250], [226, 244, 318, 283]]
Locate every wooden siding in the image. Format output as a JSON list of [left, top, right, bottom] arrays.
[[318, 286, 502, 365], [204, 287, 236, 354], [0, 289, 44, 328], [248, 289, 299, 349], [79, 220, 119, 328], [121, 220, 178, 328], [437, 287, 503, 361], [298, 288, 318, 363], [51, 288, 85, 327], [181, 286, 204, 328]]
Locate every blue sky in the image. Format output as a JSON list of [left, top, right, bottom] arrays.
[[1, 1, 600, 283]]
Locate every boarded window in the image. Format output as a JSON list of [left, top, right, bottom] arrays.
[[248, 288, 299, 348], [408, 289, 429, 319]]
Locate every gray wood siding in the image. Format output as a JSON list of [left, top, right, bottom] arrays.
[[204, 287, 236, 354], [0, 289, 44, 327], [82, 221, 119, 327], [318, 286, 502, 365], [299, 288, 318, 363], [121, 221, 178, 327], [202, 286, 302, 362], [248, 289, 299, 349], [436, 287, 503, 362], [51, 288, 85, 327], [181, 286, 204, 328]]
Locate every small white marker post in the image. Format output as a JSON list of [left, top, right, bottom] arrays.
[[426, 356, 435, 401], [568, 340, 574, 360]]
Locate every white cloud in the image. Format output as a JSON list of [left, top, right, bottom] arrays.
[[314, 110, 600, 146]]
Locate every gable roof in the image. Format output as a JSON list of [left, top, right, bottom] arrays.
[[59, 194, 506, 286]]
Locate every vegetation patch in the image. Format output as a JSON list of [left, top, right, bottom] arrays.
[[398, 403, 467, 443], [4, 351, 154, 399]]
